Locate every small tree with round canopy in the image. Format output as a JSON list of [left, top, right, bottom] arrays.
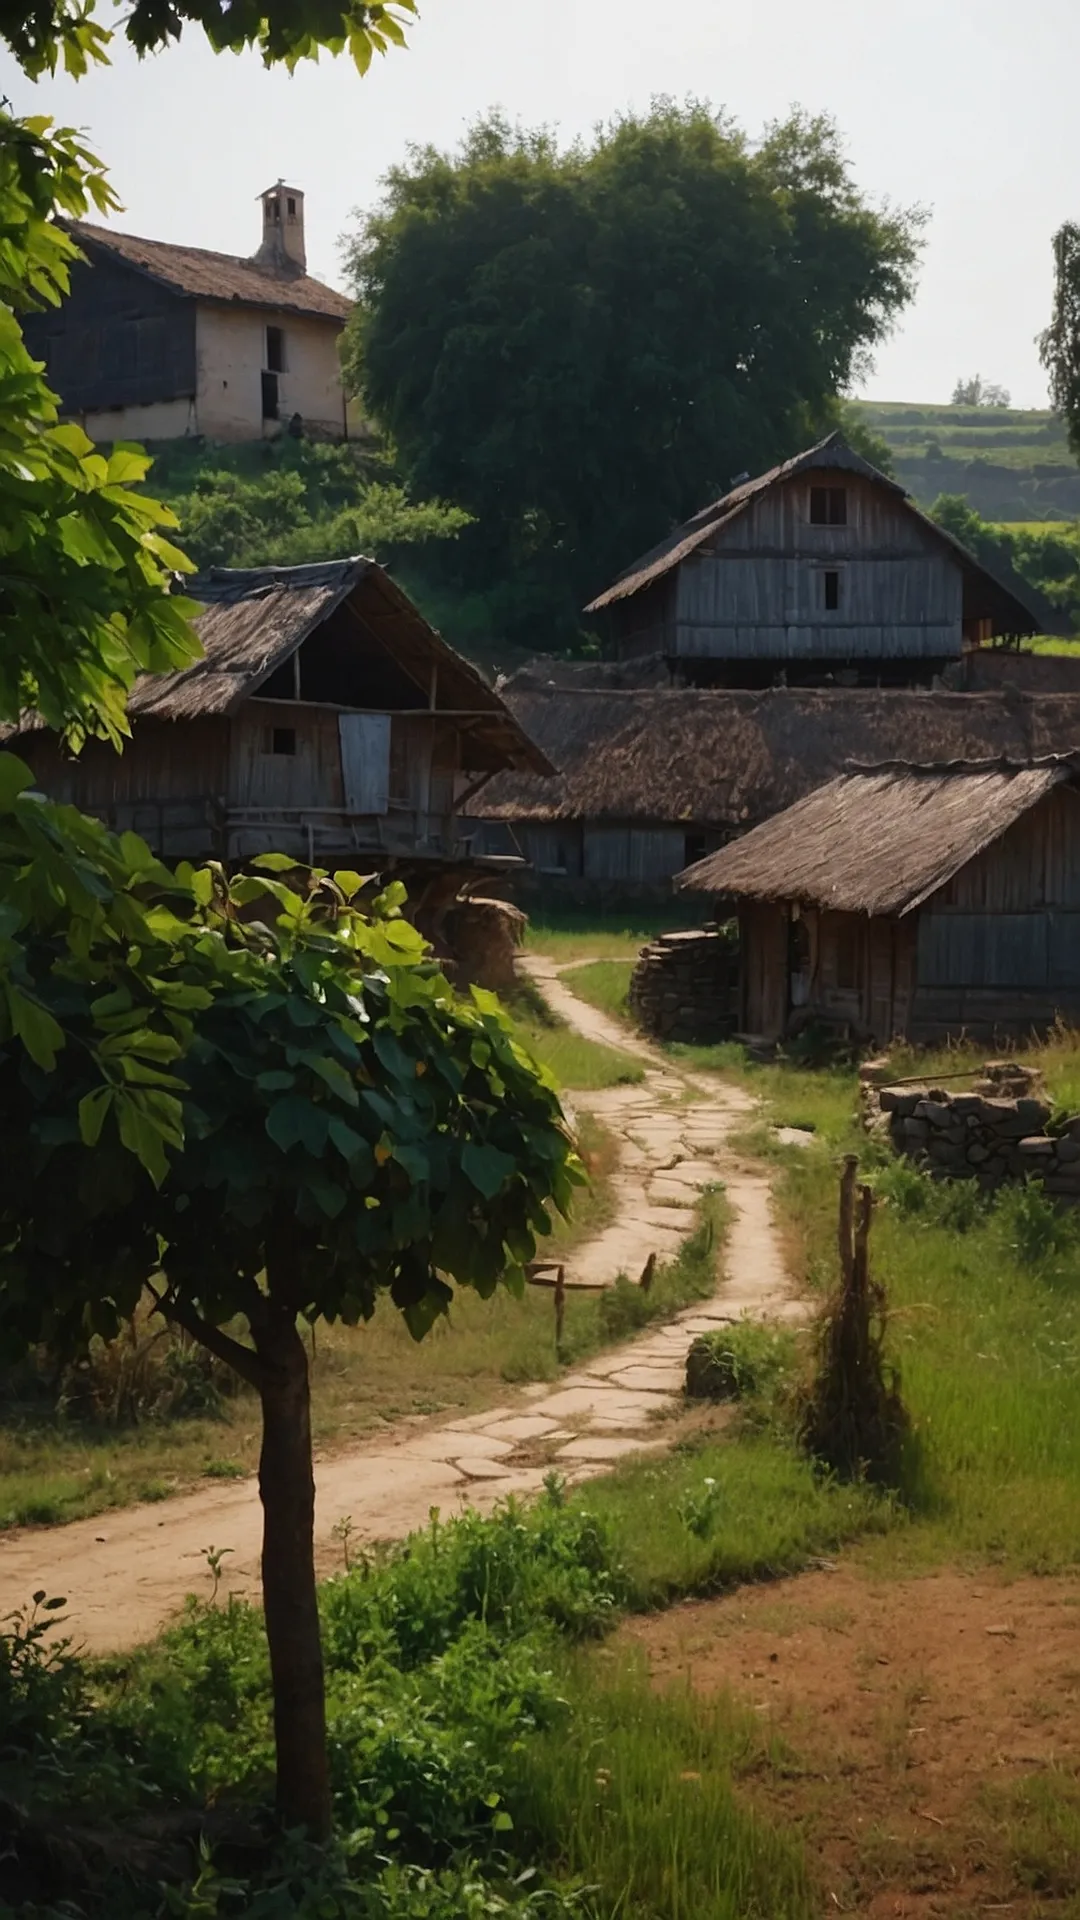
[[0, 831, 581, 1836]]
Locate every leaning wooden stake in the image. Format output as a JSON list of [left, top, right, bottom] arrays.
[[800, 1155, 908, 1488]]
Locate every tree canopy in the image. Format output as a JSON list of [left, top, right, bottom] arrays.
[[0, 0, 414, 76], [1041, 223, 1080, 462], [345, 102, 924, 650]]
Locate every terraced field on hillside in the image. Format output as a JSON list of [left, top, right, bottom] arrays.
[[854, 398, 1080, 521]]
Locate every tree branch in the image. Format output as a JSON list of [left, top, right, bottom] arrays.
[[148, 1282, 265, 1392]]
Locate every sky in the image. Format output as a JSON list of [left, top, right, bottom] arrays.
[[3, 0, 1077, 409]]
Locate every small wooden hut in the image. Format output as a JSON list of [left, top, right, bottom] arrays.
[[8, 559, 550, 900], [677, 760, 1080, 1044]]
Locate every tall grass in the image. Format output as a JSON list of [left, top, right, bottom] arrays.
[[776, 1134, 1080, 1571], [514, 1654, 815, 1920]]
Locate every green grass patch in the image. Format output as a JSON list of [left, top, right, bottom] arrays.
[[580, 1430, 889, 1608], [513, 1652, 815, 1919], [524, 910, 694, 964], [508, 979, 643, 1090], [560, 958, 634, 1023]]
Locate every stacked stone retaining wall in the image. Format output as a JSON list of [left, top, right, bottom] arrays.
[[862, 1063, 1080, 1200], [629, 927, 739, 1044]]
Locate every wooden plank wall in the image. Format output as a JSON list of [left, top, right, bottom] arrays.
[[582, 823, 687, 882], [673, 470, 963, 663], [228, 703, 343, 810], [22, 254, 197, 415], [20, 719, 229, 808]]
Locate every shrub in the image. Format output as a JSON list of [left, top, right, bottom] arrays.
[[684, 1320, 795, 1403]]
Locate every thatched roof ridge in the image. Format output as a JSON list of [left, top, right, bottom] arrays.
[[583, 431, 1046, 635], [71, 222, 352, 322], [676, 762, 1073, 916], [476, 686, 1080, 827], [5, 559, 552, 775]]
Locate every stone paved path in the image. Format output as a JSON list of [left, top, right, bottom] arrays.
[[0, 959, 803, 1654]]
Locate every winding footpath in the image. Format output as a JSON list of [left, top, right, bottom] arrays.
[[0, 962, 803, 1653]]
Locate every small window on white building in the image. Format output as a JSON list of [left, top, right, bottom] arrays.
[[266, 326, 286, 373]]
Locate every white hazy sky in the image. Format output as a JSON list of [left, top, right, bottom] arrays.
[[3, 0, 1077, 408]]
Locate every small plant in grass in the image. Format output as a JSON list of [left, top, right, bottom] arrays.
[[685, 1321, 795, 1403], [677, 1475, 723, 1538], [800, 1157, 909, 1488], [995, 1178, 1076, 1265]]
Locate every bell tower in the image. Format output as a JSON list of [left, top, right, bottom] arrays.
[[257, 180, 306, 272]]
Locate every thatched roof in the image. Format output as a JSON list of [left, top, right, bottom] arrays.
[[6, 560, 551, 775], [676, 762, 1073, 916], [584, 431, 1046, 635], [477, 685, 1080, 828], [71, 222, 352, 322]]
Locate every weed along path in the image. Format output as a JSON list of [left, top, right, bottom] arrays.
[[0, 961, 799, 1655]]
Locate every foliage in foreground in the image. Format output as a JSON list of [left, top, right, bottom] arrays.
[[0, 1482, 825, 1918]]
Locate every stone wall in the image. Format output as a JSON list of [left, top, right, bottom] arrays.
[[862, 1061, 1080, 1200], [629, 927, 739, 1044]]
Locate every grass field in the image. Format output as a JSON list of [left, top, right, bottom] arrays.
[[524, 909, 694, 963]]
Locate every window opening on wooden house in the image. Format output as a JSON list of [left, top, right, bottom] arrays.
[[809, 486, 847, 526], [262, 725, 297, 756], [823, 569, 841, 611], [836, 922, 860, 990], [261, 370, 279, 421], [266, 326, 286, 373], [287, 196, 296, 217]]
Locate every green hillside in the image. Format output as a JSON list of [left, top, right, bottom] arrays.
[[852, 400, 1080, 521]]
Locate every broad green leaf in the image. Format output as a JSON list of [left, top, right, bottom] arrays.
[[7, 986, 64, 1069], [253, 852, 302, 873], [311, 1054, 359, 1107], [461, 1140, 516, 1200], [78, 1084, 114, 1147], [265, 1095, 330, 1155], [115, 1091, 169, 1186], [0, 754, 33, 810]]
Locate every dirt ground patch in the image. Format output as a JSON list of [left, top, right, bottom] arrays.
[[619, 1563, 1080, 1917]]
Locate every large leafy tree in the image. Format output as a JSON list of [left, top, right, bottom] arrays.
[[1041, 222, 1080, 460], [345, 103, 924, 650], [0, 0, 581, 1843]]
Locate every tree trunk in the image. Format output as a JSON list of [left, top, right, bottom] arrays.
[[254, 1303, 332, 1838]]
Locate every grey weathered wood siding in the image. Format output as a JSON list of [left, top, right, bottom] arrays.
[[910, 785, 1080, 1029], [672, 471, 963, 663], [583, 824, 688, 883], [23, 251, 197, 416]]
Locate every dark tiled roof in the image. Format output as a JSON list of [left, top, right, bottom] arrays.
[[71, 222, 352, 322]]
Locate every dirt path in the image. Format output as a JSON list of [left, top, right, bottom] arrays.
[[621, 1562, 1080, 1916], [0, 960, 800, 1655]]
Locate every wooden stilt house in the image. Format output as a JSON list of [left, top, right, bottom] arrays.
[[8, 559, 550, 897]]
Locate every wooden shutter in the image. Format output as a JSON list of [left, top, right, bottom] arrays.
[[338, 713, 390, 814]]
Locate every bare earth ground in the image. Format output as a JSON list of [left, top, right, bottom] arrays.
[[0, 960, 800, 1652], [621, 1564, 1080, 1916]]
